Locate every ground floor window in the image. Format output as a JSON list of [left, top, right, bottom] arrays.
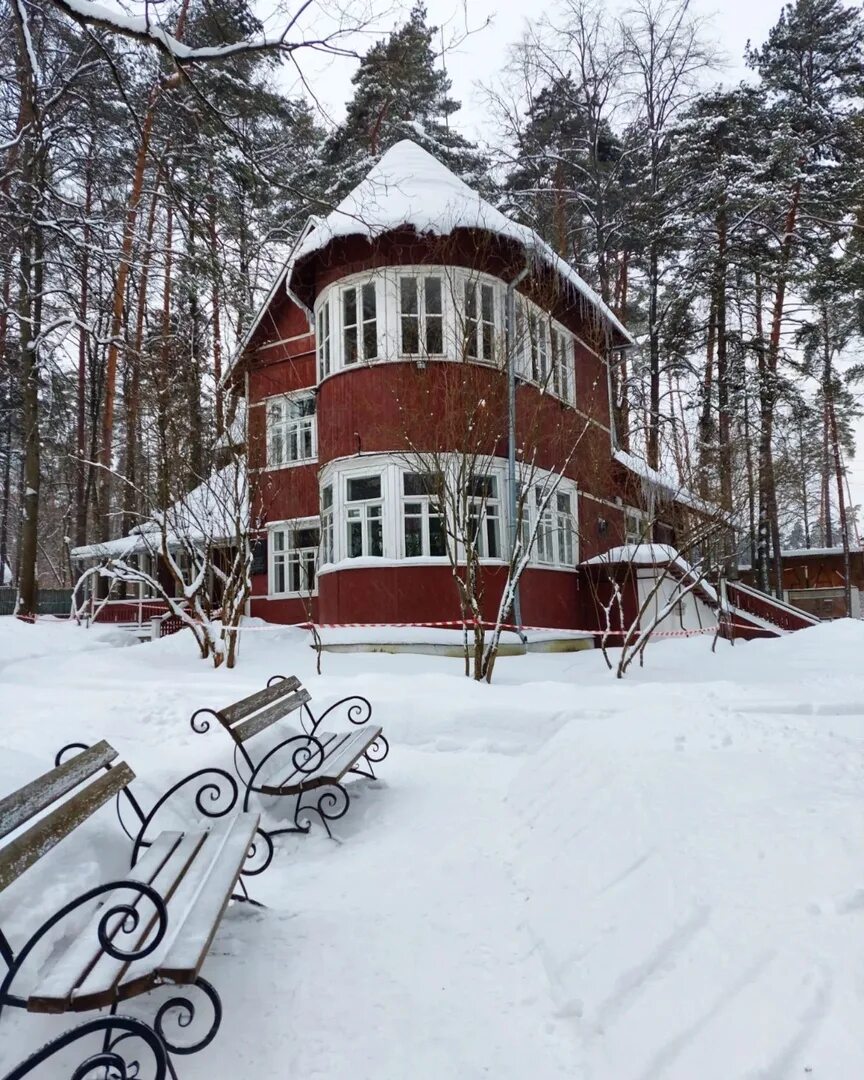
[[270, 521, 320, 595], [402, 472, 446, 557], [346, 475, 384, 557]]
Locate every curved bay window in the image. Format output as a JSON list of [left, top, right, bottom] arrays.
[[312, 268, 577, 405]]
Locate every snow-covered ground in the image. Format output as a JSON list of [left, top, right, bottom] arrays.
[[1, 617, 863, 1078]]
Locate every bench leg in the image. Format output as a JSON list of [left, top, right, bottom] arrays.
[[351, 732, 390, 782], [294, 782, 350, 840]]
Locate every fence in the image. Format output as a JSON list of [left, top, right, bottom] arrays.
[[0, 587, 74, 617]]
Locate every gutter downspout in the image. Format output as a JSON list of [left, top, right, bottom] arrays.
[[507, 264, 531, 643]]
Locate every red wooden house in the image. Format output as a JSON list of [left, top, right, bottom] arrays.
[[226, 140, 694, 631]]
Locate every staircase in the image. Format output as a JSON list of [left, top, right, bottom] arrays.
[[722, 579, 821, 638]]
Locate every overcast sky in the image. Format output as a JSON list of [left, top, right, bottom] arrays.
[[284, 0, 864, 518]]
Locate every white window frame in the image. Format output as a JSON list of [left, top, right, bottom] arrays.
[[341, 280, 379, 365], [467, 474, 502, 560], [401, 471, 446, 558], [345, 474, 385, 558], [269, 518, 320, 597], [266, 390, 317, 468], [321, 485, 334, 565], [398, 273, 446, 358], [462, 277, 497, 363], [625, 507, 647, 546], [316, 299, 332, 379]]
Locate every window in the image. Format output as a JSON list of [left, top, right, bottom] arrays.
[[464, 279, 496, 362], [342, 282, 378, 364], [266, 393, 316, 466], [551, 327, 573, 401], [467, 475, 501, 559], [346, 474, 383, 557], [535, 486, 556, 564], [402, 472, 446, 557], [625, 508, 646, 546], [554, 490, 575, 565], [321, 485, 334, 564], [317, 301, 331, 378], [529, 311, 549, 384], [271, 523, 320, 595], [400, 275, 444, 356]]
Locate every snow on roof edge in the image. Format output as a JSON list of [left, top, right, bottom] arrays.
[[291, 140, 634, 345], [613, 449, 722, 520]]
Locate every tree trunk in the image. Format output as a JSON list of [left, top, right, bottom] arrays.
[[208, 187, 224, 438], [75, 149, 93, 547], [95, 0, 190, 540], [697, 296, 716, 498], [11, 4, 41, 620], [828, 394, 852, 617], [647, 245, 660, 470], [123, 180, 161, 535]]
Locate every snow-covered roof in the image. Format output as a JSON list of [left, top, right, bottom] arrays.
[[613, 449, 721, 519], [72, 464, 248, 561], [738, 545, 864, 571], [582, 544, 719, 602], [583, 543, 681, 567], [293, 140, 633, 344]]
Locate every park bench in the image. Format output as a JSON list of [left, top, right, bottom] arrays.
[[0, 740, 271, 1079], [191, 675, 389, 838]]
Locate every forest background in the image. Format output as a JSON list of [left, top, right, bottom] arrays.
[[2, 0, 862, 615]]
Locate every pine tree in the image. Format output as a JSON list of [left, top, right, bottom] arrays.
[[319, 3, 488, 203]]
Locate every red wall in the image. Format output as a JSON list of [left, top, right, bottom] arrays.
[[315, 563, 590, 629]]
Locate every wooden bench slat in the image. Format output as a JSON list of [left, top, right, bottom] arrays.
[[67, 830, 207, 1011], [218, 677, 300, 727], [0, 741, 118, 842], [313, 727, 383, 784], [157, 813, 259, 983], [263, 727, 382, 794], [257, 729, 343, 792], [118, 815, 256, 996], [0, 763, 136, 897], [28, 832, 184, 1013], [231, 689, 311, 745]]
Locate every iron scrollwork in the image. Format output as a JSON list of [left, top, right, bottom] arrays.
[[0, 882, 168, 1022], [3, 1015, 169, 1080]]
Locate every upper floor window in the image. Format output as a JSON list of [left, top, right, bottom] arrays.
[[271, 521, 320, 595], [529, 311, 549, 385], [400, 274, 444, 356], [551, 327, 574, 402], [402, 472, 446, 557], [346, 474, 383, 557], [625, 508, 646, 546], [317, 301, 331, 378], [342, 282, 378, 364], [463, 279, 496, 362], [266, 392, 316, 467]]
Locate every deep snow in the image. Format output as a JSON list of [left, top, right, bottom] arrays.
[[1, 617, 863, 1077]]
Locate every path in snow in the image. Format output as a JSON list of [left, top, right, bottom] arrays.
[[2, 619, 864, 1078]]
